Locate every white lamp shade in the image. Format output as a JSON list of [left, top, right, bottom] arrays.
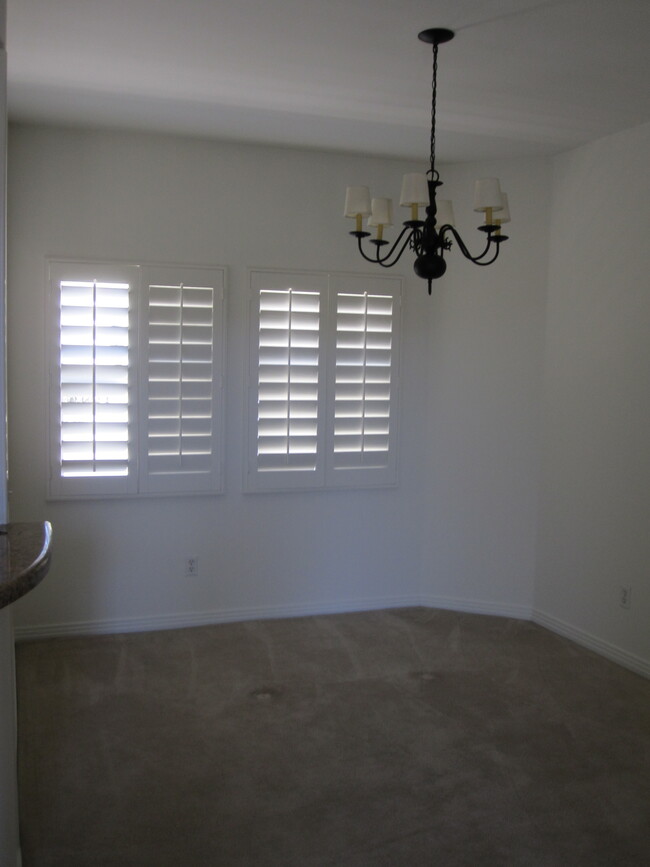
[[399, 173, 429, 207], [435, 199, 455, 227], [473, 178, 504, 212], [495, 193, 511, 223], [368, 197, 393, 227], [344, 186, 371, 218]]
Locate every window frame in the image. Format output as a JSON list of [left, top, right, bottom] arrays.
[[46, 258, 226, 500]]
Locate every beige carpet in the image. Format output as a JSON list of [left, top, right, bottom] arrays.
[[15, 607, 650, 866]]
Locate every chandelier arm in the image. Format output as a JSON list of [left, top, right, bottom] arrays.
[[446, 226, 502, 267], [471, 239, 501, 263], [374, 230, 421, 269], [376, 225, 415, 263], [468, 244, 502, 267], [439, 225, 497, 263], [356, 225, 414, 265], [355, 236, 388, 265]]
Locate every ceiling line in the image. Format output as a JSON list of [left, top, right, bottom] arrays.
[[454, 0, 574, 33]]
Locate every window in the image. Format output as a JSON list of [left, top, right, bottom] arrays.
[[246, 269, 401, 491], [48, 260, 225, 498]]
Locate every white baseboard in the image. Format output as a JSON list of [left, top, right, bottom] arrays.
[[13, 595, 426, 641], [14, 594, 531, 642], [14, 597, 648, 680], [418, 594, 533, 621], [532, 608, 650, 680]]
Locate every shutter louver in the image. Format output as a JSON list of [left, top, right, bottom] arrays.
[[257, 289, 321, 472], [333, 292, 394, 469], [146, 282, 215, 480], [59, 279, 130, 478]]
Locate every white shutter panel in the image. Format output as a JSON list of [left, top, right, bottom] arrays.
[[327, 275, 401, 487], [257, 289, 320, 469], [140, 266, 225, 494], [48, 261, 139, 498], [246, 270, 400, 492], [247, 271, 326, 491]]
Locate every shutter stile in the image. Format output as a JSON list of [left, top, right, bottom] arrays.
[[59, 279, 130, 478]]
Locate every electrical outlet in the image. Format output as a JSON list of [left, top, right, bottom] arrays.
[[619, 585, 632, 609], [185, 557, 199, 577]]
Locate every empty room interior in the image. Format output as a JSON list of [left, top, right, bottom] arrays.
[[1, 1, 649, 865]]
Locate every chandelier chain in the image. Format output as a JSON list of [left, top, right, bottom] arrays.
[[430, 42, 439, 179]]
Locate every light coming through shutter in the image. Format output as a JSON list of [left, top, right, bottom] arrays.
[[59, 278, 130, 478], [256, 288, 321, 472]]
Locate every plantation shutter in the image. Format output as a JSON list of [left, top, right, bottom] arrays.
[[140, 266, 225, 494], [326, 275, 400, 487], [48, 260, 225, 499], [247, 270, 400, 492], [49, 261, 139, 497], [247, 271, 326, 490]]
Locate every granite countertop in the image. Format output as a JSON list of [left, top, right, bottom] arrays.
[[0, 522, 53, 610]]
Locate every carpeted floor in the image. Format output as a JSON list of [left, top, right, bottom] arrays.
[[15, 607, 650, 866]]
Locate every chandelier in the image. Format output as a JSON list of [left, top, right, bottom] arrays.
[[344, 28, 510, 294]]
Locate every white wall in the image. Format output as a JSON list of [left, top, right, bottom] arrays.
[[7, 120, 649, 678], [7, 126, 436, 633], [419, 157, 551, 616], [535, 122, 650, 670]]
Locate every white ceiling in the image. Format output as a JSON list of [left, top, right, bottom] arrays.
[[6, 0, 650, 163]]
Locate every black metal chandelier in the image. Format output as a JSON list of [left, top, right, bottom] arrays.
[[344, 28, 510, 294]]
